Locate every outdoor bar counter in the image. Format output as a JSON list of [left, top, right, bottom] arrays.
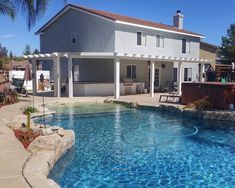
[[66, 82, 145, 97], [181, 82, 235, 109]]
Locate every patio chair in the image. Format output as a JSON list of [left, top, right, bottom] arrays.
[[159, 81, 181, 103], [12, 78, 25, 93]]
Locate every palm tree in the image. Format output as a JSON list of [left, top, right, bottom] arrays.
[[0, 0, 16, 20], [0, 0, 66, 30]]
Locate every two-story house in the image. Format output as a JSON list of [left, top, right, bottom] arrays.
[[25, 4, 208, 98]]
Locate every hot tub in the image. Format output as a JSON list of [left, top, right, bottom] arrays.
[[181, 82, 235, 109]]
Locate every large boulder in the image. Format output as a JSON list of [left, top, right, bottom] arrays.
[[23, 129, 75, 188]]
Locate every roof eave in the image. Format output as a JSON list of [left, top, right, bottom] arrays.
[[115, 20, 205, 38], [35, 3, 205, 39]]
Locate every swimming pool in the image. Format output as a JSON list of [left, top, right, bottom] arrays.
[[36, 103, 235, 187]]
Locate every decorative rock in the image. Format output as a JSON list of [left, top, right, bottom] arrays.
[[51, 126, 60, 132], [104, 99, 112, 103], [57, 128, 65, 137], [24, 130, 75, 188], [40, 124, 50, 128], [42, 128, 53, 136], [148, 104, 235, 121], [6, 115, 34, 129]]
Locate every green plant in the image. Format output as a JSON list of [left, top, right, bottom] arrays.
[[193, 97, 213, 110], [24, 106, 38, 114], [23, 106, 38, 132]]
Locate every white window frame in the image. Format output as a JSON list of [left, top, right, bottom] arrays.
[[126, 64, 137, 79], [156, 35, 164, 48]]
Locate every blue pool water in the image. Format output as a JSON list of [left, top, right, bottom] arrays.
[[36, 103, 235, 187]]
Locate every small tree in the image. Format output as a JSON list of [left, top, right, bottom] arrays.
[[0, 44, 9, 69], [23, 44, 31, 55], [220, 24, 235, 64], [0, 57, 8, 69], [0, 44, 8, 57], [33, 49, 40, 54], [9, 51, 13, 59], [24, 106, 38, 132]]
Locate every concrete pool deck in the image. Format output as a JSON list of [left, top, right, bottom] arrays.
[[0, 99, 31, 188]]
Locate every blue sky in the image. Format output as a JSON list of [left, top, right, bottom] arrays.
[[0, 0, 235, 56]]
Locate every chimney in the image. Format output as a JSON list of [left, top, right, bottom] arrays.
[[173, 10, 184, 29]]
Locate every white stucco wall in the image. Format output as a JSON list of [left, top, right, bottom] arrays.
[[115, 23, 200, 59], [40, 9, 115, 53]]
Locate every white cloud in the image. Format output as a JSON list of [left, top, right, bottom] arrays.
[[1, 34, 16, 39]]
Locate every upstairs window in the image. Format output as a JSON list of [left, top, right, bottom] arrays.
[[184, 68, 192, 81], [156, 35, 164, 48], [182, 39, 190, 54], [137, 32, 146, 46], [127, 65, 136, 79]]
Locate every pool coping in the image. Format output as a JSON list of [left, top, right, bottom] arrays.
[[112, 100, 235, 121]]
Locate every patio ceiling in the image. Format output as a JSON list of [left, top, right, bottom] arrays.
[[23, 52, 209, 64]]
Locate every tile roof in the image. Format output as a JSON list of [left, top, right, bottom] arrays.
[[10, 60, 31, 70], [36, 4, 204, 38]]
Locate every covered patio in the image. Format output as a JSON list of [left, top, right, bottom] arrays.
[[24, 52, 209, 99]]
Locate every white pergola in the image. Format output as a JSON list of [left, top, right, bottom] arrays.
[[24, 52, 209, 99]]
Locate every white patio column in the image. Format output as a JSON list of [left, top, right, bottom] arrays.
[[32, 59, 37, 96], [68, 55, 73, 98], [114, 58, 120, 99], [200, 63, 205, 82], [150, 60, 155, 97], [177, 62, 182, 95], [53, 55, 61, 97]]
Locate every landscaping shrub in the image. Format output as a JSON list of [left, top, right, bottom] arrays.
[[3, 90, 18, 104], [23, 106, 38, 132], [24, 106, 38, 114], [193, 97, 213, 110]]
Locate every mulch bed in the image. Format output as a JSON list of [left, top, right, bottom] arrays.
[[13, 129, 41, 148]]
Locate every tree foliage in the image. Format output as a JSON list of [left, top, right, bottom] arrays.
[[9, 51, 13, 58], [0, 43, 8, 57], [0, 0, 67, 30], [33, 48, 40, 54], [0, 0, 15, 20], [23, 44, 31, 55], [220, 24, 235, 64], [0, 43, 9, 69]]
